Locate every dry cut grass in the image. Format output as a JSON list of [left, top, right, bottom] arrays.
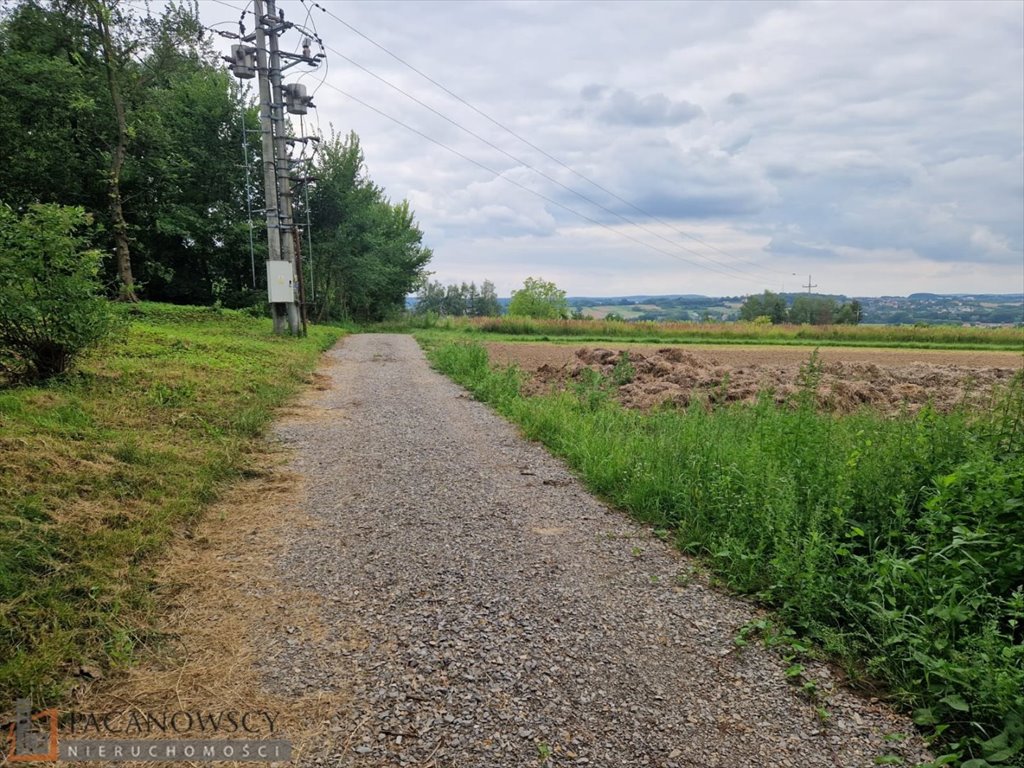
[[70, 445, 357, 764]]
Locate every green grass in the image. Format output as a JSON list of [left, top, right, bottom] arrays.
[[380, 315, 1024, 351], [0, 302, 343, 706], [425, 338, 1024, 767]]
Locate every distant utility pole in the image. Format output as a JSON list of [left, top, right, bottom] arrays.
[[225, 0, 319, 335], [803, 275, 818, 294]]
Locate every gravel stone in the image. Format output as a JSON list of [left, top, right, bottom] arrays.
[[263, 334, 931, 767]]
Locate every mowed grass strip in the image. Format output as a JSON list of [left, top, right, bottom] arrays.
[[386, 314, 1024, 351], [0, 303, 344, 704], [425, 338, 1024, 766]]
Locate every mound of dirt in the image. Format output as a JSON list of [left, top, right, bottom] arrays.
[[525, 347, 1020, 415]]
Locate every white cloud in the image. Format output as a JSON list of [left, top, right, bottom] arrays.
[[970, 225, 1015, 257]]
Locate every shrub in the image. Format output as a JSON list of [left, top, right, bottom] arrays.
[[0, 204, 115, 382]]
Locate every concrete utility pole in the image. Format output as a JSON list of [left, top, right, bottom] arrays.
[[264, 0, 301, 334], [227, 0, 318, 335], [250, 2, 287, 332]]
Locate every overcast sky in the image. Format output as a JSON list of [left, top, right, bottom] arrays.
[[196, 0, 1024, 298]]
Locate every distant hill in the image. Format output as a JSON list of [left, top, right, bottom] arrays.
[[567, 294, 710, 302], [564, 293, 1023, 326], [408, 292, 1023, 326]]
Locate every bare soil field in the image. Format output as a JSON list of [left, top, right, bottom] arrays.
[[486, 342, 1023, 414]]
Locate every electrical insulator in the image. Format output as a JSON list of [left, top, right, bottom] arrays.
[[228, 44, 257, 79], [302, 37, 312, 59], [283, 83, 312, 115]]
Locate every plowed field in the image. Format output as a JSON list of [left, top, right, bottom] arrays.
[[485, 342, 1023, 414]]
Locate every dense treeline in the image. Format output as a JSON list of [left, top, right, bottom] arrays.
[[0, 0, 430, 321], [412, 279, 502, 318], [0, 0, 255, 304], [740, 290, 863, 325]]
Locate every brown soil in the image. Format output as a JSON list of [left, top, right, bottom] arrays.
[[487, 342, 1023, 415]]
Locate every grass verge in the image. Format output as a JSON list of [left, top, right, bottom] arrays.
[[0, 302, 343, 706], [424, 338, 1024, 768]]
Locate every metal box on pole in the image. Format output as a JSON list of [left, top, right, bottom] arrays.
[[266, 260, 295, 303]]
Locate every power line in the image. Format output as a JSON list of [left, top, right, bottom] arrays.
[[315, 79, 766, 285], [320, 43, 780, 285], [312, 3, 790, 280], [206, 0, 251, 15]]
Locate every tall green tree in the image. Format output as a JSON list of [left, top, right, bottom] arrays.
[[790, 295, 838, 325], [0, 0, 257, 306], [89, 0, 136, 299], [414, 280, 447, 315], [739, 290, 788, 324], [835, 299, 863, 325], [303, 131, 432, 321], [126, 7, 260, 306], [0, 2, 102, 211], [475, 280, 501, 317], [508, 277, 569, 319]]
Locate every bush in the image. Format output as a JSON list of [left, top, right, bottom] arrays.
[[0, 204, 115, 382]]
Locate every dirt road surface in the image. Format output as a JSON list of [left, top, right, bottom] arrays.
[[257, 334, 929, 767]]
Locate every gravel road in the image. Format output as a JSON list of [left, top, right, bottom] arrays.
[[266, 334, 930, 768]]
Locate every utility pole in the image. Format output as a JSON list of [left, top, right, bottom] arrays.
[[264, 0, 301, 334], [250, 2, 287, 333], [803, 274, 818, 294], [226, 1, 318, 335]]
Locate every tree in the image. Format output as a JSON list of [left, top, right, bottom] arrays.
[[835, 299, 863, 325], [508, 277, 569, 319], [790, 296, 838, 325], [0, 2, 103, 211], [130, 64, 259, 306], [476, 280, 501, 317], [0, 0, 140, 297], [739, 290, 787, 324], [0, 0, 256, 307], [442, 283, 467, 317], [90, 0, 136, 299], [124, 2, 259, 307], [304, 131, 432, 321], [413, 280, 446, 316]]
